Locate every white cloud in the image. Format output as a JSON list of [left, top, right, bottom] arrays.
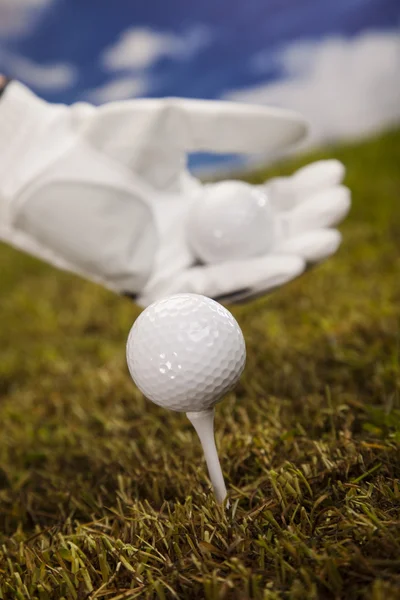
[[3, 53, 77, 91], [0, 0, 54, 37], [102, 25, 212, 71], [85, 76, 149, 104], [226, 31, 400, 149]]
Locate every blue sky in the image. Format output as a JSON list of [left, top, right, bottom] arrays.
[[0, 0, 399, 170], [1, 0, 398, 103]]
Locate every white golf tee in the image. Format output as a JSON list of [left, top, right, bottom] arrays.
[[186, 408, 228, 505]]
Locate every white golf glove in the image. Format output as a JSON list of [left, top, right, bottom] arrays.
[[0, 81, 350, 306]]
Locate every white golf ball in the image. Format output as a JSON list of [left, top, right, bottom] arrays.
[[187, 180, 275, 264], [126, 293, 246, 412]]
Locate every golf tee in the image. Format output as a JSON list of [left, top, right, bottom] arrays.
[[186, 408, 228, 505]]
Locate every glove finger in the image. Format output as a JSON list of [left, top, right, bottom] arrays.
[[286, 185, 351, 235], [138, 255, 305, 307], [85, 98, 307, 159], [292, 160, 345, 189], [274, 229, 342, 263], [267, 160, 346, 211]]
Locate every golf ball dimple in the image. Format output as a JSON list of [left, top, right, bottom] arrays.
[[126, 293, 246, 412], [187, 180, 275, 264]]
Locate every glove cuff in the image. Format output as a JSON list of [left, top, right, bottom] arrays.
[[0, 82, 63, 191]]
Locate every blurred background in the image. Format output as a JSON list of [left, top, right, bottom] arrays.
[[0, 0, 399, 173]]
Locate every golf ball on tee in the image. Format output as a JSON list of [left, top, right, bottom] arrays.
[[187, 180, 275, 264], [126, 293, 246, 413]]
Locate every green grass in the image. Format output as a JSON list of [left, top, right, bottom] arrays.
[[0, 129, 400, 600]]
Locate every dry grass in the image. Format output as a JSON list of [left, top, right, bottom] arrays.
[[0, 129, 399, 599]]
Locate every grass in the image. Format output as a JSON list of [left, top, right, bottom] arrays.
[[0, 128, 399, 600]]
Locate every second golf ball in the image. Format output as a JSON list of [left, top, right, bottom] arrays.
[[187, 180, 275, 264], [126, 293, 246, 412]]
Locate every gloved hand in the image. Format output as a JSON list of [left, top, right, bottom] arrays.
[[181, 161, 350, 303], [0, 81, 350, 307]]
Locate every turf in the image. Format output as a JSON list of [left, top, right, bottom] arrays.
[[0, 129, 399, 600]]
